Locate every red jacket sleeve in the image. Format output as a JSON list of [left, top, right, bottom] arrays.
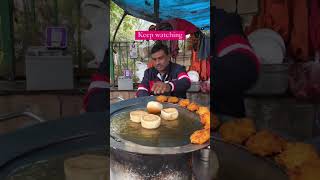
[[214, 8, 260, 71], [167, 66, 191, 93], [83, 73, 109, 112]]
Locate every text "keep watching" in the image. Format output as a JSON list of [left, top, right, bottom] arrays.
[[135, 31, 186, 40]]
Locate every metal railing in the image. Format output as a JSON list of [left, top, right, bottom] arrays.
[[110, 40, 190, 86]]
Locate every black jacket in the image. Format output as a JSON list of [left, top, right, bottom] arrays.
[[212, 7, 260, 117], [136, 62, 191, 98]]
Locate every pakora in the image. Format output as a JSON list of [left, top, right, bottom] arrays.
[[219, 118, 256, 144], [245, 130, 286, 156], [275, 142, 319, 170], [178, 99, 190, 107], [167, 96, 179, 103], [156, 95, 168, 103], [187, 103, 199, 112], [197, 106, 210, 116], [288, 158, 320, 180], [190, 129, 210, 144], [200, 112, 210, 129]]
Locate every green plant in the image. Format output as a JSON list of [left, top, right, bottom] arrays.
[[110, 1, 140, 41]]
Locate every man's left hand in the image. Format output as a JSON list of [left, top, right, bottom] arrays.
[[151, 82, 171, 94]]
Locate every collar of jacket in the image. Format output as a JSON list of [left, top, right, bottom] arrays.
[[154, 61, 173, 82]]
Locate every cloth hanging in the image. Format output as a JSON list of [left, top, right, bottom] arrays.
[[245, 0, 290, 42], [245, 0, 310, 61], [159, 18, 199, 35], [187, 34, 200, 51], [157, 18, 199, 58], [189, 50, 201, 74], [197, 35, 211, 60], [289, 0, 309, 61], [200, 58, 210, 81]]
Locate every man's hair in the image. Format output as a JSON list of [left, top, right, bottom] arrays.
[[151, 42, 169, 55]]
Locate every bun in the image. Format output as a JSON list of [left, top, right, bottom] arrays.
[[141, 114, 161, 129], [161, 108, 179, 121], [130, 110, 149, 123], [147, 101, 163, 114]]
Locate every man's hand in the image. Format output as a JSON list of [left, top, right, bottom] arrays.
[[151, 82, 171, 94]]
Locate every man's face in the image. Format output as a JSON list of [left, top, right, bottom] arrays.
[[151, 50, 170, 72]]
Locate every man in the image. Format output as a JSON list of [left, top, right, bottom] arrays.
[[84, 8, 259, 117], [148, 8, 259, 118], [208, 7, 260, 118], [82, 49, 109, 112], [136, 43, 191, 98]]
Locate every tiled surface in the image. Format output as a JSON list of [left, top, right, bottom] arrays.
[[0, 95, 82, 134], [245, 97, 318, 140], [59, 95, 83, 117]]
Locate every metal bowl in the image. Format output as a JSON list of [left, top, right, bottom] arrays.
[[0, 113, 108, 179]]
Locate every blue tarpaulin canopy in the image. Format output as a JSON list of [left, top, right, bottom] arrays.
[[113, 0, 210, 30]]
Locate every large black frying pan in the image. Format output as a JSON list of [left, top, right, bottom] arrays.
[[211, 136, 289, 180], [110, 96, 209, 155], [0, 112, 107, 179]]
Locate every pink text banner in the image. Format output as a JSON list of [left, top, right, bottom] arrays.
[[135, 31, 186, 40]]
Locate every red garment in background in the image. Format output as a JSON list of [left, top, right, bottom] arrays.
[[310, 0, 320, 53], [199, 58, 210, 81], [206, 59, 210, 80], [200, 59, 207, 80], [158, 18, 199, 58], [246, 0, 310, 61], [189, 50, 210, 81], [189, 50, 201, 74], [289, 0, 309, 61], [160, 18, 199, 35], [245, 0, 290, 42]]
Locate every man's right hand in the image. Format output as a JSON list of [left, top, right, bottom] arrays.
[[151, 81, 171, 95]]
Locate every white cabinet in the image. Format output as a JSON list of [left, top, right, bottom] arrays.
[[25, 47, 74, 90]]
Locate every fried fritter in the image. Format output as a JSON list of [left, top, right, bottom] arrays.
[[219, 118, 256, 144], [187, 103, 199, 112], [245, 130, 286, 156], [200, 112, 210, 129], [196, 106, 210, 116], [156, 95, 168, 103], [288, 158, 320, 180], [178, 99, 190, 107], [167, 96, 179, 103], [190, 129, 210, 144], [275, 142, 319, 170]]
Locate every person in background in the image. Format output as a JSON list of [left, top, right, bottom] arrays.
[[82, 49, 109, 112], [136, 43, 191, 98], [205, 7, 260, 118]]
